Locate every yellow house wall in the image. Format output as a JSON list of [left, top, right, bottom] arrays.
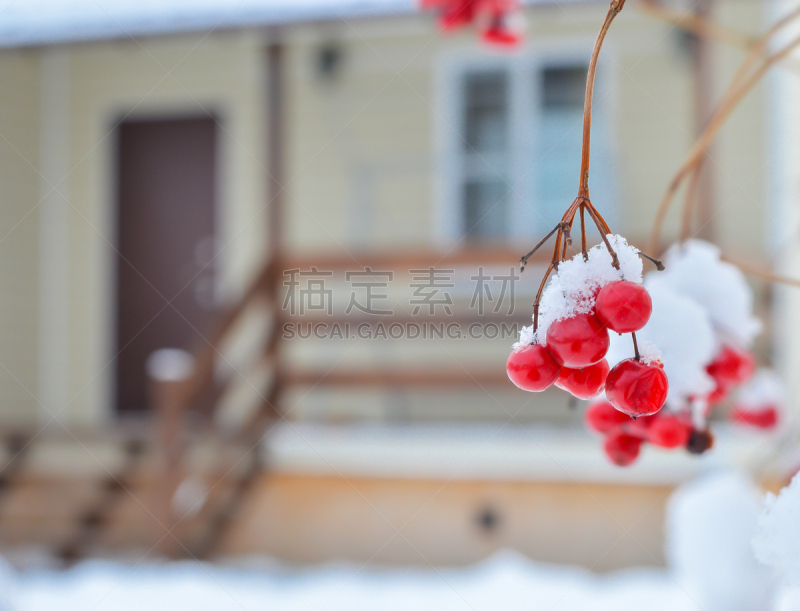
[[0, 31, 270, 427], [282, 1, 767, 256], [0, 49, 41, 427], [0, 0, 772, 428]]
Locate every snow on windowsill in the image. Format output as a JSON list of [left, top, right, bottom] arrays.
[[263, 421, 777, 486]]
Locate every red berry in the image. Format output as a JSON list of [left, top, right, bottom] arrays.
[[481, 22, 520, 46], [731, 406, 779, 429], [506, 344, 561, 392], [556, 360, 610, 400], [706, 345, 755, 387], [585, 399, 630, 434], [595, 281, 652, 334], [604, 433, 642, 466], [546, 313, 609, 368], [436, 0, 474, 29], [646, 414, 691, 448], [605, 358, 669, 418], [704, 346, 755, 408]]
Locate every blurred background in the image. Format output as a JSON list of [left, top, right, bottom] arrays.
[[0, 0, 797, 595]]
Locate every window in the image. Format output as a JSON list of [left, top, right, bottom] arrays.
[[537, 66, 588, 229], [437, 52, 615, 246], [462, 71, 510, 241]]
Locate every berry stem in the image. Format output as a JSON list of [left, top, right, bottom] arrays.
[[533, 223, 566, 332], [584, 204, 620, 269], [578, 0, 627, 199], [521, 2, 628, 327], [580, 204, 588, 260], [519, 221, 564, 271], [636, 250, 665, 271], [631, 332, 640, 361], [533, 263, 554, 333], [585, 198, 613, 234]]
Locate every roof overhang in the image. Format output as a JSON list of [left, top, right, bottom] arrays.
[[0, 0, 597, 48]]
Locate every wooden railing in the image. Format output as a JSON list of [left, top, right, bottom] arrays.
[[153, 245, 539, 557]]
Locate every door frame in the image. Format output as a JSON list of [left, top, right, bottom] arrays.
[[36, 36, 271, 428]]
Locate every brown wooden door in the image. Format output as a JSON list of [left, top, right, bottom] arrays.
[[115, 118, 217, 414]]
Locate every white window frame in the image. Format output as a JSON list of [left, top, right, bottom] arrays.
[[433, 39, 618, 248]]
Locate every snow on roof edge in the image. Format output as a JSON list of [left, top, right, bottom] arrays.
[[0, 0, 597, 49], [0, 1, 413, 48]]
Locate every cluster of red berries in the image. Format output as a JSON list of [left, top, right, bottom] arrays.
[[586, 343, 775, 467], [507, 279, 669, 418], [705, 345, 755, 407], [420, 0, 522, 46], [703, 345, 778, 429], [585, 399, 711, 466]]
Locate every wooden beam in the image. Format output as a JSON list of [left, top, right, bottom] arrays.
[[284, 368, 510, 388], [277, 248, 536, 271]]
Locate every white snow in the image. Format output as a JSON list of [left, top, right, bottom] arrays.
[[666, 471, 774, 611], [656, 241, 762, 349], [0, 550, 720, 611], [0, 0, 593, 48], [514, 324, 535, 351], [754, 471, 800, 586], [145, 348, 194, 382], [637, 340, 662, 365], [736, 369, 786, 410], [0, 0, 415, 47], [514, 234, 643, 349]]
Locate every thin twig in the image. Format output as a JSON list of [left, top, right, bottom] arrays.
[[675, 4, 800, 241], [721, 254, 800, 289], [649, 29, 800, 252], [638, 0, 800, 75], [637, 0, 752, 50], [680, 160, 703, 241]]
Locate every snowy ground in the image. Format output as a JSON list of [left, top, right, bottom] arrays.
[[2, 469, 799, 611], [1, 552, 700, 611]]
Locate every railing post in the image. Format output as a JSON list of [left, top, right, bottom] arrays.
[[147, 348, 195, 558]]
